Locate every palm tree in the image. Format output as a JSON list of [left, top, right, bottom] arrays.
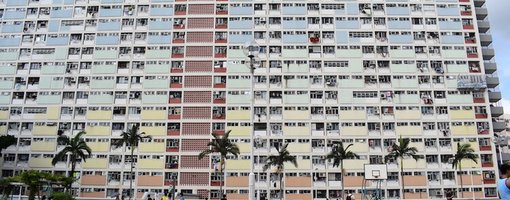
[[384, 136, 420, 199], [52, 131, 91, 191], [113, 124, 151, 200], [198, 130, 240, 200], [326, 141, 359, 199], [452, 143, 479, 198], [263, 143, 297, 200]]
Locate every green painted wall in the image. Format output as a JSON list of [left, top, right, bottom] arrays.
[[145, 64, 170, 74]]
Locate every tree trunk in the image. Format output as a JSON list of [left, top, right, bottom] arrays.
[[28, 186, 36, 200], [129, 146, 135, 200], [400, 157, 405, 199], [69, 161, 76, 191], [340, 161, 344, 200], [459, 163, 464, 198], [279, 172, 283, 200], [220, 157, 225, 200]]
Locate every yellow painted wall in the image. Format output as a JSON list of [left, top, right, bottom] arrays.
[[140, 126, 166, 136], [345, 142, 368, 153], [396, 126, 422, 136], [284, 159, 311, 170], [0, 126, 6, 135], [451, 125, 477, 136], [283, 110, 310, 120], [395, 110, 421, 120], [0, 111, 8, 119], [287, 143, 311, 153], [403, 159, 426, 169], [86, 110, 112, 120], [46, 107, 60, 119], [138, 142, 165, 153], [450, 110, 475, 120], [341, 126, 367, 136], [453, 142, 479, 152], [82, 158, 108, 169], [32, 125, 58, 136], [339, 110, 366, 120], [237, 143, 251, 153], [343, 160, 369, 170], [31, 141, 56, 152], [227, 126, 251, 136], [34, 107, 60, 120], [85, 126, 112, 136], [141, 110, 167, 120], [28, 158, 53, 168], [461, 159, 480, 168], [283, 126, 309, 136], [409, 142, 425, 152], [226, 160, 250, 170], [226, 110, 250, 120], [88, 142, 109, 152], [138, 159, 165, 169]]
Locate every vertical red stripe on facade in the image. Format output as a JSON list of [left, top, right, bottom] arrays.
[[183, 91, 212, 103], [180, 155, 210, 168], [186, 32, 214, 43], [185, 61, 212, 72], [188, 4, 215, 14], [188, 18, 215, 29], [180, 172, 209, 185], [181, 140, 209, 152], [182, 107, 211, 119], [182, 123, 211, 135], [186, 46, 213, 57], [184, 76, 212, 88]]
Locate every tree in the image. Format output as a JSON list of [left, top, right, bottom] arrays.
[[52, 131, 91, 191], [113, 124, 151, 200], [0, 135, 17, 154], [0, 171, 69, 200], [384, 136, 420, 199], [263, 143, 297, 200], [198, 130, 240, 200], [452, 143, 479, 198], [326, 142, 359, 199], [19, 170, 51, 200]]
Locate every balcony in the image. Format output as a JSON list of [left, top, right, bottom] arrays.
[[480, 34, 492, 46], [482, 63, 497, 76], [475, 7, 488, 20], [474, 0, 486, 7], [477, 20, 490, 33], [491, 106, 504, 117], [493, 121, 506, 132], [489, 91, 502, 102], [482, 48, 495, 60], [486, 76, 499, 88]]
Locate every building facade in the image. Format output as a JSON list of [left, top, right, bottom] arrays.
[[0, 0, 504, 199]]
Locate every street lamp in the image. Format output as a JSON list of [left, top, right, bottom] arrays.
[[243, 40, 260, 200]]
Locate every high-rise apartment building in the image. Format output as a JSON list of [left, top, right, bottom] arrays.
[[0, 0, 504, 199]]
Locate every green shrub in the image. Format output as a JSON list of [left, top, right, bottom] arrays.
[[51, 192, 75, 200]]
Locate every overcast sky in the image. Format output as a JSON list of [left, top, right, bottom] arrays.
[[487, 0, 510, 113]]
